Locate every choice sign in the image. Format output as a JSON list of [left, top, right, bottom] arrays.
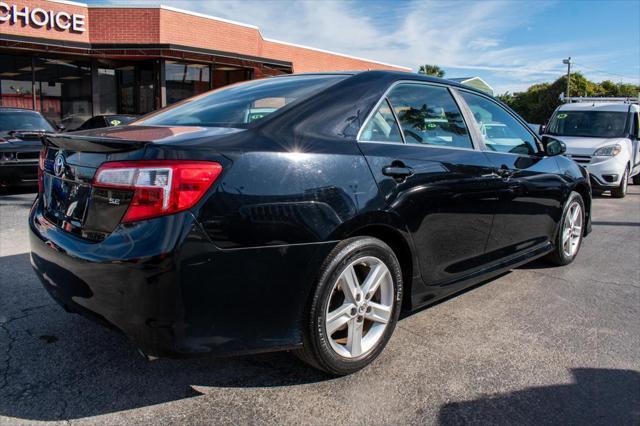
[[0, 2, 86, 32]]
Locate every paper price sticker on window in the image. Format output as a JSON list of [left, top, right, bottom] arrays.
[[110, 120, 122, 126], [557, 113, 568, 119]]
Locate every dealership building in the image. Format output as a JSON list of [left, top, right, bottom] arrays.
[[0, 0, 410, 128]]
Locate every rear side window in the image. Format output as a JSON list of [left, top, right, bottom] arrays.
[[461, 91, 538, 155], [360, 99, 402, 143], [387, 84, 472, 148], [134, 75, 347, 128]]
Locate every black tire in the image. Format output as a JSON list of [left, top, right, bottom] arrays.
[[545, 191, 585, 266], [632, 172, 640, 185], [295, 237, 403, 375], [610, 166, 629, 198]]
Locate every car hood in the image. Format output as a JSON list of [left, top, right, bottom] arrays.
[[0, 134, 43, 151], [547, 136, 630, 155]]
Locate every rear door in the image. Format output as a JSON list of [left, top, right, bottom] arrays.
[[358, 82, 501, 297], [457, 90, 565, 261]]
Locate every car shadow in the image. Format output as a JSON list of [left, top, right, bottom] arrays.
[[437, 368, 640, 425], [517, 259, 554, 270], [591, 221, 640, 227], [0, 253, 332, 422], [0, 185, 37, 197]]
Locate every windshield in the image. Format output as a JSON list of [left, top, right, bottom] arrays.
[[134, 75, 347, 128], [0, 111, 54, 135], [547, 110, 628, 138]]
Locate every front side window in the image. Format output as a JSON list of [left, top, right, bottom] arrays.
[[547, 110, 628, 138], [135, 75, 346, 128], [359, 99, 402, 143], [387, 84, 472, 148], [461, 91, 538, 155]]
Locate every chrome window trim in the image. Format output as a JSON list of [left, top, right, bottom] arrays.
[[355, 139, 478, 152], [356, 80, 478, 152]]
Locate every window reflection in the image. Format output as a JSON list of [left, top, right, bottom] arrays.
[[388, 84, 472, 148], [461, 91, 538, 155]]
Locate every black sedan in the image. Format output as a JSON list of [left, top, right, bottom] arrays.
[[0, 108, 54, 187], [29, 71, 591, 375]]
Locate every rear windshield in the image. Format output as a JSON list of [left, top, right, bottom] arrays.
[[134, 75, 347, 128], [0, 111, 54, 134], [547, 110, 628, 138]]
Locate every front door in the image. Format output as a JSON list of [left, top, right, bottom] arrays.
[[458, 90, 565, 261], [358, 83, 500, 302]]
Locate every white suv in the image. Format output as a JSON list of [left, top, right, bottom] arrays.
[[543, 98, 640, 198]]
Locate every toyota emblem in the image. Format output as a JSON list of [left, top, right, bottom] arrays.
[[53, 151, 66, 177]]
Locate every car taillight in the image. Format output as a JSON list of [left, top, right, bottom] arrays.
[[93, 160, 222, 223], [38, 146, 47, 193]]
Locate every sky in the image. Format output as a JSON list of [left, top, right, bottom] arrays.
[[88, 0, 640, 94]]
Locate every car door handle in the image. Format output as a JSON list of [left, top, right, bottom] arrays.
[[382, 165, 413, 178], [496, 166, 514, 179]]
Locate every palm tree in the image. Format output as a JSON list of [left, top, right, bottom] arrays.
[[418, 64, 445, 78]]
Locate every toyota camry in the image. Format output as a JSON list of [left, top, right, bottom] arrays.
[[30, 71, 591, 375]]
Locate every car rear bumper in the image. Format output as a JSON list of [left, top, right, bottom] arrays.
[[29, 199, 337, 358]]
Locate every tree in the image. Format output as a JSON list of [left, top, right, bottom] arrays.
[[418, 64, 445, 78], [498, 73, 640, 123]]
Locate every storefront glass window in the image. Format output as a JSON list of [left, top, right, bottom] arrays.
[[138, 64, 156, 114], [0, 55, 34, 109], [96, 68, 118, 115], [213, 66, 252, 89], [117, 65, 136, 115], [165, 61, 211, 105], [34, 58, 92, 127]]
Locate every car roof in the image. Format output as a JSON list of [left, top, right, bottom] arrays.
[[273, 70, 491, 96], [557, 102, 634, 112]]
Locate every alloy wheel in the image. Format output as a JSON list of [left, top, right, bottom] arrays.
[[325, 256, 394, 358], [562, 201, 583, 257]]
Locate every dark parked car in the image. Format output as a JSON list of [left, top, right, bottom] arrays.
[[73, 114, 137, 131], [30, 71, 591, 375], [0, 107, 54, 187]]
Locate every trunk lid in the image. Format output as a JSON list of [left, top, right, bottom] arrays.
[[41, 125, 238, 241]]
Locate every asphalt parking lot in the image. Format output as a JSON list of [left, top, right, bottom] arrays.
[[0, 186, 638, 425]]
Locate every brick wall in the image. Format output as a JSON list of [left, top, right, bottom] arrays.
[[1, 1, 410, 73], [89, 8, 160, 44]]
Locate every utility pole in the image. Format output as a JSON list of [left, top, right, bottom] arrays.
[[563, 57, 572, 97]]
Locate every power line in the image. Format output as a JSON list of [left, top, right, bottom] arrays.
[[572, 61, 640, 81]]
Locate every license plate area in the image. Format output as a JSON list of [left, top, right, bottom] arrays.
[[43, 173, 92, 231]]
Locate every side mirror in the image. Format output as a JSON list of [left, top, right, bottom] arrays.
[[56, 123, 65, 132], [541, 136, 566, 156]]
